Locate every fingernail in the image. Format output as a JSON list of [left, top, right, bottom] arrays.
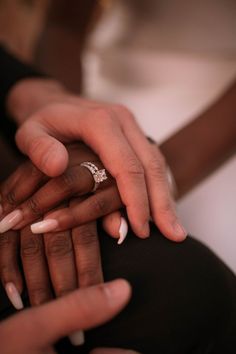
[[69, 330, 85, 346], [104, 279, 131, 305], [0, 210, 23, 233], [31, 219, 59, 234], [173, 221, 187, 240], [5, 282, 24, 310], [141, 222, 150, 238], [118, 217, 128, 245]]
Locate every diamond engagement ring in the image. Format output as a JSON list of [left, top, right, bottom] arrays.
[[80, 162, 108, 192]]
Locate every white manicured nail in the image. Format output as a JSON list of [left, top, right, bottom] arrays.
[[31, 219, 59, 234], [69, 330, 85, 346], [0, 210, 23, 233], [117, 217, 128, 245], [5, 282, 24, 310]]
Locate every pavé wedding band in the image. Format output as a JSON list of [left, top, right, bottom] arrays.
[[80, 162, 108, 192]]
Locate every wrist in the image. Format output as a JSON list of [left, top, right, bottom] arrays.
[[6, 78, 68, 125]]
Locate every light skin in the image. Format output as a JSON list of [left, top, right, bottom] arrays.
[[4, 77, 186, 240], [0, 143, 123, 309], [0, 77, 186, 310], [0, 278, 139, 354], [0, 142, 183, 312]]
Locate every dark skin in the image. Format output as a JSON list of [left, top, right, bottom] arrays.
[[1, 77, 235, 306], [161, 80, 236, 197], [0, 0, 235, 320], [36, 0, 236, 197]]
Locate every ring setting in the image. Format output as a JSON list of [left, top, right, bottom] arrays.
[[80, 162, 108, 192]]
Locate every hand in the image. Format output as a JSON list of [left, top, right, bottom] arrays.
[[7, 78, 186, 240], [0, 279, 133, 354], [0, 144, 128, 314], [0, 143, 126, 241], [0, 216, 103, 305]]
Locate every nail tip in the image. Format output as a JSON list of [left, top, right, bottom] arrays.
[[118, 217, 128, 245], [31, 219, 58, 234], [69, 330, 85, 346], [0, 209, 23, 234], [5, 282, 24, 310]]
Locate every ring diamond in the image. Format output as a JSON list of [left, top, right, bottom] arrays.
[[80, 162, 108, 192]]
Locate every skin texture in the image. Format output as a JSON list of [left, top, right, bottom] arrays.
[[7, 78, 185, 240], [0, 279, 134, 354], [0, 76, 186, 311], [0, 142, 184, 310]]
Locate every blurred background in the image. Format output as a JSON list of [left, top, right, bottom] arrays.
[[1, 0, 236, 271]]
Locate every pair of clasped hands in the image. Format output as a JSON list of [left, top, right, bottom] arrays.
[[0, 78, 187, 354]]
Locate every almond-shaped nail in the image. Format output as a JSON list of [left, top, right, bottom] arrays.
[[69, 330, 85, 346], [5, 282, 24, 310], [31, 219, 59, 234], [0, 210, 23, 233], [117, 217, 128, 245]]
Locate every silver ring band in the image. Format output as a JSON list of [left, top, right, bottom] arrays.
[[80, 162, 108, 192]]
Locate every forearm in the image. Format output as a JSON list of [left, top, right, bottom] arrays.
[[160, 81, 236, 198]]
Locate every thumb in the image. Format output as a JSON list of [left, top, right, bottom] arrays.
[[15, 120, 69, 177], [1, 279, 131, 351]]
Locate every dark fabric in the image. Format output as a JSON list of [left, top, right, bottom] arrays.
[[1, 224, 236, 354], [0, 45, 45, 148]]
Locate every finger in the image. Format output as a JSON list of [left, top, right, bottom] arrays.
[[72, 222, 103, 287], [44, 228, 77, 297], [0, 230, 24, 309], [119, 114, 187, 241], [16, 119, 69, 177], [90, 349, 141, 354], [11, 162, 112, 231], [71, 198, 103, 287], [1, 279, 131, 350], [30, 186, 123, 234], [16, 110, 150, 237], [0, 161, 47, 216], [102, 212, 128, 245], [20, 225, 53, 306]]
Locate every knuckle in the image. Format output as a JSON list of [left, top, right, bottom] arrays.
[[126, 158, 144, 177], [113, 104, 133, 117], [21, 237, 43, 258], [79, 262, 100, 286], [0, 264, 14, 280], [154, 200, 174, 220], [58, 168, 78, 194], [146, 154, 166, 180], [30, 286, 49, 306], [26, 197, 42, 217], [74, 226, 98, 248], [91, 197, 108, 215], [0, 233, 11, 248], [56, 286, 74, 298], [5, 191, 17, 207], [94, 107, 114, 124], [46, 234, 73, 258]]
